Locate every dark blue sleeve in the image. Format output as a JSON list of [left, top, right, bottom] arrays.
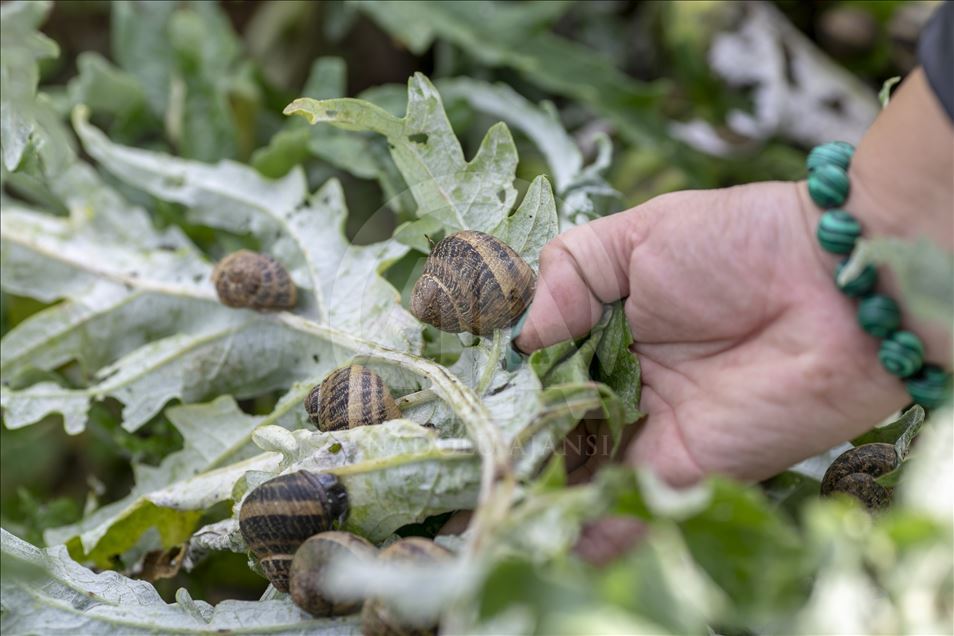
[[919, 2, 954, 121]]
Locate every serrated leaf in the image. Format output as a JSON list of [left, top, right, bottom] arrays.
[[355, 1, 666, 146], [40, 395, 283, 565], [1, 528, 359, 635], [851, 405, 925, 453], [0, 1, 59, 171], [254, 419, 481, 542], [286, 73, 518, 234], [492, 175, 558, 270], [436, 77, 621, 226]]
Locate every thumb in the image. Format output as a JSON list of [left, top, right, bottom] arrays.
[[515, 210, 640, 351]]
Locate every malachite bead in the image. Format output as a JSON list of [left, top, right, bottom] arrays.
[[807, 141, 854, 172], [878, 331, 924, 378], [808, 163, 850, 208], [857, 295, 901, 338], [905, 364, 953, 409], [817, 210, 861, 254], [835, 260, 878, 297]]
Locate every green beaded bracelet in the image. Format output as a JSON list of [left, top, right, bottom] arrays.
[[817, 210, 861, 254], [835, 260, 878, 297], [857, 295, 901, 338], [807, 141, 952, 409], [807, 141, 854, 172], [808, 164, 850, 208], [878, 331, 924, 378]]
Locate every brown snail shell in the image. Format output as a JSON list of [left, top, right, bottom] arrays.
[[305, 365, 401, 432], [238, 471, 348, 592], [212, 250, 297, 310], [820, 443, 898, 511], [360, 538, 453, 636], [410, 231, 536, 335], [289, 531, 378, 617]]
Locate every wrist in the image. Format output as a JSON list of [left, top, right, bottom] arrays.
[[832, 69, 953, 369]]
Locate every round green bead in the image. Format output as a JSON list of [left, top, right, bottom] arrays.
[[878, 331, 924, 378], [905, 364, 953, 409], [835, 260, 878, 297], [857, 295, 900, 338], [817, 210, 861, 254], [808, 164, 850, 208], [807, 141, 854, 172]]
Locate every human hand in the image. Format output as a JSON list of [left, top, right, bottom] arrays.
[[518, 182, 909, 485], [517, 70, 953, 487]]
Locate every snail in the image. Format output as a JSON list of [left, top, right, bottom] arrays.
[[305, 365, 401, 431], [361, 538, 453, 636], [238, 471, 348, 591], [410, 230, 535, 335], [820, 443, 899, 511], [289, 531, 378, 617], [212, 250, 297, 310]]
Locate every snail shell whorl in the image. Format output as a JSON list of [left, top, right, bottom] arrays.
[[212, 250, 297, 310], [410, 231, 536, 335], [238, 471, 348, 592], [360, 538, 453, 636], [289, 531, 377, 617], [305, 365, 401, 431], [820, 443, 898, 511]]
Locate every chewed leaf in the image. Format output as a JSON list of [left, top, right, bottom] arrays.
[[493, 175, 558, 270], [1, 529, 359, 635], [285, 73, 518, 234], [252, 420, 480, 542]]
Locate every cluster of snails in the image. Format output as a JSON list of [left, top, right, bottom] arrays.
[[239, 469, 450, 634], [820, 443, 898, 510], [224, 231, 535, 628], [211, 230, 537, 335]]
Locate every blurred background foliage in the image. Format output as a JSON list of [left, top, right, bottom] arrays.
[[0, 0, 939, 603]]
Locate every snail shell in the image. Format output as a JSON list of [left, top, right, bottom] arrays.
[[212, 250, 297, 310], [820, 443, 898, 511], [305, 365, 401, 432], [361, 538, 453, 636], [289, 531, 378, 617], [410, 231, 535, 335], [238, 471, 348, 592]]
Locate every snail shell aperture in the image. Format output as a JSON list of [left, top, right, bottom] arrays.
[[410, 231, 535, 335]]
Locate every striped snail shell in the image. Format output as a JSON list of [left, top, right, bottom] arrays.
[[820, 443, 898, 511], [305, 365, 401, 432], [361, 538, 453, 636], [212, 250, 297, 310], [410, 230, 536, 335], [238, 471, 348, 592], [289, 531, 378, 617]]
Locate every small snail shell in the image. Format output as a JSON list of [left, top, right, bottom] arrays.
[[238, 471, 348, 592], [361, 538, 453, 636], [410, 231, 535, 335], [289, 531, 378, 617], [212, 250, 297, 310], [305, 365, 401, 432], [820, 443, 898, 511]]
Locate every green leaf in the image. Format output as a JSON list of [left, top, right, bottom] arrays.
[[0, 1, 60, 171], [1, 528, 360, 634], [286, 73, 518, 234], [355, 1, 666, 147], [879, 76, 901, 109], [111, 0, 177, 117], [851, 405, 925, 453], [252, 420, 480, 542], [436, 77, 621, 226], [492, 175, 559, 270]]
